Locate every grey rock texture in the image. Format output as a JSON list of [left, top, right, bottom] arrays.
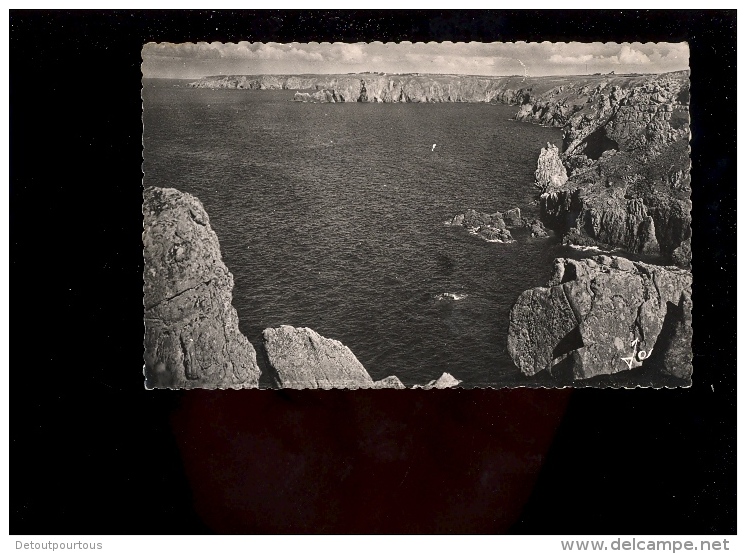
[[143, 187, 261, 389], [507, 256, 692, 381], [262, 325, 403, 389]]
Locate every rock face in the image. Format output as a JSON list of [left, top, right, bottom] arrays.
[[507, 255, 692, 382], [531, 72, 691, 267], [143, 187, 261, 389], [262, 325, 404, 389]]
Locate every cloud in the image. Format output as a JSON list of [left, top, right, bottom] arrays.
[[142, 42, 326, 62], [404, 52, 496, 67], [326, 43, 366, 63], [548, 53, 594, 65], [618, 45, 652, 65], [142, 41, 690, 79]]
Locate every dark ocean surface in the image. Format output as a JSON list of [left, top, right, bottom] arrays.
[[143, 78, 600, 387]]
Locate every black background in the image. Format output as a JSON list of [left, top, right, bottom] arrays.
[[10, 10, 736, 534]]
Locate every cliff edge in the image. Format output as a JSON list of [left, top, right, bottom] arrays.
[[143, 187, 261, 388]]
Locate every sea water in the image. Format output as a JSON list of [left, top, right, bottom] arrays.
[[143, 78, 593, 387]]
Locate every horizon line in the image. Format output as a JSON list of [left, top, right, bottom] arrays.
[[145, 69, 690, 80]]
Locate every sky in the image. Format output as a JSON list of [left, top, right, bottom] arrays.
[[142, 41, 689, 79]]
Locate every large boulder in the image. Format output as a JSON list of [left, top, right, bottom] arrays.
[[143, 187, 261, 389], [507, 256, 692, 381], [262, 325, 403, 389]]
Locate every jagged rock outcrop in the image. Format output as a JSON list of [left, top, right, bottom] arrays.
[[412, 372, 462, 389], [450, 209, 513, 242], [262, 325, 404, 389], [143, 187, 261, 389], [531, 72, 691, 267], [507, 255, 692, 382], [534, 143, 568, 192], [450, 208, 550, 242]]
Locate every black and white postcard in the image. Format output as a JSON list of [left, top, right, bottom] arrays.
[[142, 41, 692, 389]]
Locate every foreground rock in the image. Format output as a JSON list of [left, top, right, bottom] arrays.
[[143, 187, 261, 388], [412, 372, 462, 389], [262, 325, 405, 389], [507, 255, 692, 381]]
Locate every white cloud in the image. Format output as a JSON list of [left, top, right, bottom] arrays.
[[548, 54, 594, 65], [143, 42, 326, 62], [326, 43, 366, 64], [618, 45, 652, 65]]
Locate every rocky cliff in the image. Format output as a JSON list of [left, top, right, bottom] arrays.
[[143, 187, 261, 388], [507, 255, 692, 383], [529, 71, 691, 266], [190, 73, 536, 103]]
